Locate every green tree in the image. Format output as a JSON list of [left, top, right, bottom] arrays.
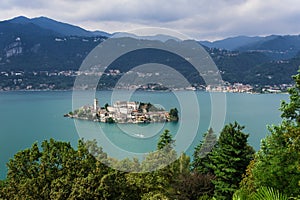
[[1, 139, 106, 199], [141, 191, 169, 200], [171, 171, 215, 200], [248, 70, 300, 197], [157, 129, 174, 150], [209, 122, 254, 200], [280, 71, 300, 125], [0, 180, 5, 199], [123, 130, 176, 199], [68, 140, 110, 199], [129, 130, 195, 199], [104, 103, 109, 111], [169, 108, 179, 121], [114, 157, 141, 172], [99, 170, 140, 200], [192, 128, 217, 174]]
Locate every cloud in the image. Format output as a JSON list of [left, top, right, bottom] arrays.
[[0, 0, 300, 40]]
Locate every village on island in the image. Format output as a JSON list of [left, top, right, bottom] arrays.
[[65, 98, 179, 123]]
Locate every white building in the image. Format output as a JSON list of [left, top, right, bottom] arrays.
[[113, 101, 139, 113], [94, 98, 99, 111]]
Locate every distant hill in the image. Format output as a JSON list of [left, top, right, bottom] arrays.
[[0, 18, 106, 71], [0, 16, 300, 88], [243, 52, 300, 85], [7, 16, 111, 37], [209, 48, 300, 85], [237, 35, 300, 60], [200, 36, 264, 50], [200, 35, 300, 60]]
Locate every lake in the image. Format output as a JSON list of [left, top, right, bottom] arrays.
[[0, 91, 288, 179]]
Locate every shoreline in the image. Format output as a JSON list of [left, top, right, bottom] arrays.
[[0, 89, 289, 94]]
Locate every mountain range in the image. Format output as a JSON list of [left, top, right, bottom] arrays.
[[0, 16, 109, 71], [200, 35, 300, 60], [6, 16, 111, 37], [0, 16, 300, 88]]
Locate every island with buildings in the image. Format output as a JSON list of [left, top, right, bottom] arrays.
[[64, 98, 179, 123]]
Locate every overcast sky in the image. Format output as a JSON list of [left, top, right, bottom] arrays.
[[1, 0, 300, 41]]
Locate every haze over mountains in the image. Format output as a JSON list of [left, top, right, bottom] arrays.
[[0, 16, 300, 87]]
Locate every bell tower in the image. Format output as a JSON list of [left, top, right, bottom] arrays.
[[94, 98, 99, 111]]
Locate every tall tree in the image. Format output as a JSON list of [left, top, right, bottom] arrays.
[[157, 129, 174, 151], [209, 122, 254, 200], [192, 128, 217, 174], [248, 70, 300, 197], [280, 70, 300, 125]]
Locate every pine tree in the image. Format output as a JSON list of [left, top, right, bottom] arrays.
[[157, 129, 174, 151], [192, 128, 217, 174], [209, 122, 254, 200]]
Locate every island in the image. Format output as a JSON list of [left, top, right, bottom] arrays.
[[64, 98, 179, 123]]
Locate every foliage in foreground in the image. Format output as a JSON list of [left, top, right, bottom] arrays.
[[0, 123, 254, 200], [2, 69, 300, 199], [210, 122, 254, 200], [193, 123, 254, 200], [233, 187, 290, 200], [240, 70, 300, 198], [0, 130, 215, 199]]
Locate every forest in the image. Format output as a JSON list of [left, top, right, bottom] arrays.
[[1, 71, 300, 199]]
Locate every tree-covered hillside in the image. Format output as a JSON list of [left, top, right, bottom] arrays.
[[1, 16, 300, 89], [0, 21, 105, 71]]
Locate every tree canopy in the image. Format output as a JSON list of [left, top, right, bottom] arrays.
[[192, 128, 217, 174], [0, 130, 215, 199], [241, 70, 300, 198], [208, 122, 254, 200]]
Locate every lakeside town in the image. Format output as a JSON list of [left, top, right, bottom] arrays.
[[65, 98, 179, 123], [0, 69, 292, 93]]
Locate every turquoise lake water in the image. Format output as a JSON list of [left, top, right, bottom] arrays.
[[0, 91, 288, 179]]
